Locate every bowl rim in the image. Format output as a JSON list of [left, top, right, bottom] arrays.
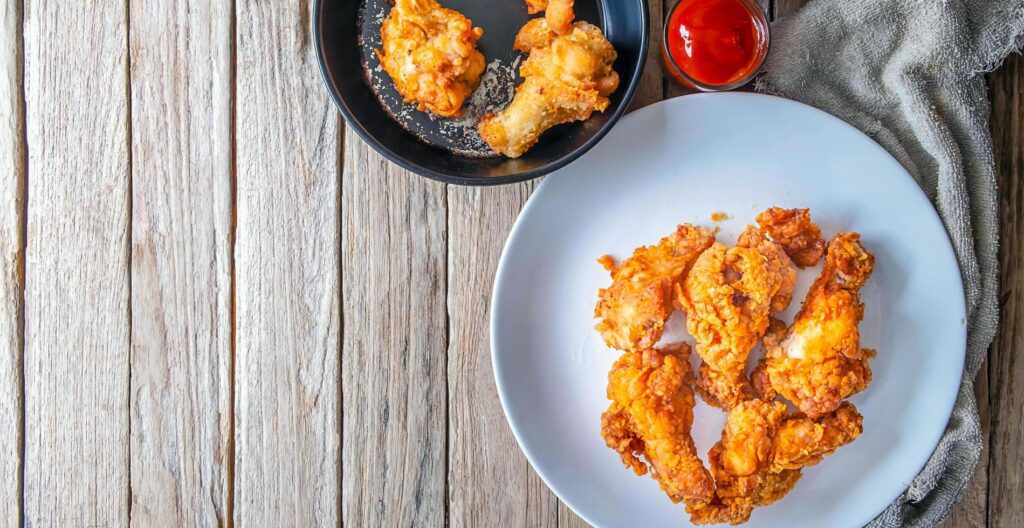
[[312, 0, 650, 186]]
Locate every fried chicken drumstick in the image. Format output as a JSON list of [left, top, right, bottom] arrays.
[[601, 345, 716, 504], [594, 224, 715, 351], [687, 400, 863, 525], [479, 21, 619, 158], [763, 232, 876, 418], [378, 0, 485, 117]]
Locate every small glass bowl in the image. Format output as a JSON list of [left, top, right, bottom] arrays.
[[662, 0, 771, 92]]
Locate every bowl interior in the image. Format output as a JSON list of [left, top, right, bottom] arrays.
[[315, 0, 648, 184]]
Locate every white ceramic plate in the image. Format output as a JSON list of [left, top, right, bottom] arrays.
[[491, 93, 966, 528]]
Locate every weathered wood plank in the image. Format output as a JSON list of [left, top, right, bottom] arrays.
[[341, 137, 448, 527], [447, 182, 557, 528], [940, 370, 989, 528], [127, 0, 233, 525], [987, 51, 1024, 528], [0, 0, 24, 525], [21, 0, 131, 523], [558, 502, 590, 528], [234, 0, 341, 524], [628, 0, 666, 110]]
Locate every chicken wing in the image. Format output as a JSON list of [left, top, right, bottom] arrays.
[[754, 207, 826, 268], [378, 0, 485, 117], [677, 227, 796, 410], [687, 400, 863, 525], [479, 21, 619, 158], [523, 0, 575, 34], [594, 224, 715, 351], [764, 232, 875, 418], [601, 345, 716, 504]]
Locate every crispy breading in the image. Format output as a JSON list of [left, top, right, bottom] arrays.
[[479, 21, 619, 158], [594, 224, 715, 351], [678, 228, 795, 410], [601, 345, 716, 504], [522, 0, 575, 34], [755, 207, 826, 268], [765, 232, 876, 418], [687, 400, 863, 525], [378, 0, 485, 117]]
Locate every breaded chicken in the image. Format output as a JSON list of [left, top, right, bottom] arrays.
[[755, 207, 826, 268], [594, 224, 715, 351], [601, 345, 716, 504], [378, 0, 485, 117], [523, 0, 575, 34], [479, 21, 619, 158], [764, 232, 875, 418], [677, 227, 795, 410], [687, 400, 863, 525]]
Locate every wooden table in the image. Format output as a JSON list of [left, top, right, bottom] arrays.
[[0, 0, 1018, 526]]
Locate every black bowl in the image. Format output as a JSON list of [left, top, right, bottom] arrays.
[[313, 0, 649, 185]]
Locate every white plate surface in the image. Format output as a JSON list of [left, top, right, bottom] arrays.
[[491, 93, 967, 528]]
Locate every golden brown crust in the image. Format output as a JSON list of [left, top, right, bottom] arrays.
[[755, 207, 826, 268], [480, 22, 619, 158], [678, 233, 795, 410], [601, 345, 716, 503], [687, 400, 862, 525], [765, 232, 875, 418], [378, 0, 485, 117], [594, 224, 714, 351]]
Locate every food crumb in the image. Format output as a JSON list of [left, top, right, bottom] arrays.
[[597, 254, 618, 273], [710, 211, 730, 222]]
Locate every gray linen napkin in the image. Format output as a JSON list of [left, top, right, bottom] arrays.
[[757, 0, 1024, 525]]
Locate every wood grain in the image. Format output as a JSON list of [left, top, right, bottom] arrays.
[[21, 0, 131, 523], [341, 136, 448, 527], [940, 371, 989, 528], [558, 501, 590, 528], [0, 0, 24, 525], [233, 0, 341, 524], [446, 182, 557, 528], [127, 0, 233, 525], [628, 0, 666, 110], [987, 50, 1024, 528]]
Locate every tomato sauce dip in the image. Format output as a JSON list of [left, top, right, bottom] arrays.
[[663, 0, 769, 90]]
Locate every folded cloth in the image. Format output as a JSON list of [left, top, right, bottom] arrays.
[[758, 0, 1024, 525]]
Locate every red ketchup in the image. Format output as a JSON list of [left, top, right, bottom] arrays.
[[663, 0, 768, 89]]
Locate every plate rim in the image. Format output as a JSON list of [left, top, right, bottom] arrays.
[[489, 92, 968, 528]]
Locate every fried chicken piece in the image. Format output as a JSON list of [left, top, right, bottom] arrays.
[[594, 224, 714, 351], [378, 0, 485, 117], [750, 358, 776, 400], [522, 0, 575, 34], [513, 18, 558, 52], [770, 402, 864, 471], [765, 232, 876, 418], [687, 400, 863, 525], [677, 230, 795, 410], [479, 22, 619, 158], [601, 345, 716, 503], [755, 207, 825, 268]]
